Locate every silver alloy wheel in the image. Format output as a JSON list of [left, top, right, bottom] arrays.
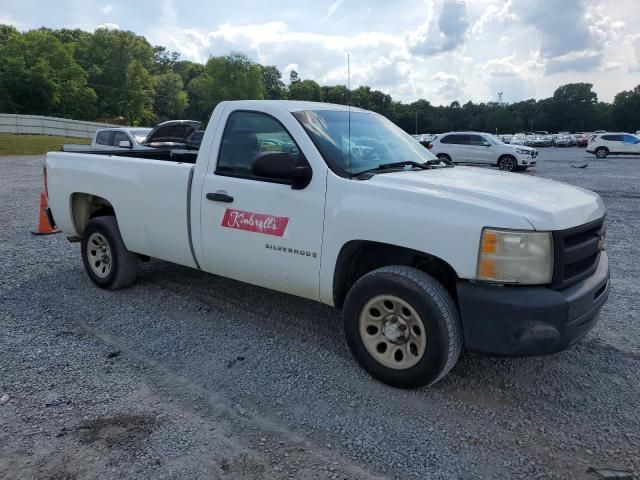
[[596, 148, 607, 158], [86, 232, 112, 278], [359, 295, 427, 370], [499, 157, 516, 171]]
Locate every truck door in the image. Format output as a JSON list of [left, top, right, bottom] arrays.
[[199, 109, 326, 301]]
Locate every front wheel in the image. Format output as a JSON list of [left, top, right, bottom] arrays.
[[498, 155, 517, 171], [437, 153, 452, 163], [343, 266, 462, 388], [81, 216, 138, 290], [595, 147, 608, 159]]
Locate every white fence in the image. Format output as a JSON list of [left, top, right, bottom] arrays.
[[0, 114, 122, 139]]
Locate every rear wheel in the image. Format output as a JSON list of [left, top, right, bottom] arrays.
[[343, 266, 462, 388], [595, 147, 608, 159], [437, 153, 451, 163], [81, 216, 138, 290], [498, 155, 517, 171]]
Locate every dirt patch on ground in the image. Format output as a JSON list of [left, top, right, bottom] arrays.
[[77, 414, 159, 448]]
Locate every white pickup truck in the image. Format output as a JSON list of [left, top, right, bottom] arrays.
[[61, 120, 202, 153], [44, 100, 610, 388]]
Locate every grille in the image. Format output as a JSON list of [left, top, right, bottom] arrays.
[[552, 217, 604, 289]]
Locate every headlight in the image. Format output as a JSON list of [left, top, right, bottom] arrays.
[[515, 148, 531, 155], [477, 229, 553, 284]]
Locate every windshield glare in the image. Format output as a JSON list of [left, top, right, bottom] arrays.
[[129, 128, 151, 141], [293, 110, 437, 176], [485, 134, 504, 145]]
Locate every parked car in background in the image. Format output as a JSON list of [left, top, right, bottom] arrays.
[[142, 120, 202, 149], [429, 131, 537, 171], [573, 133, 589, 147], [555, 135, 575, 147], [509, 133, 528, 146], [532, 133, 553, 147], [587, 133, 640, 158], [62, 120, 203, 153], [499, 134, 513, 144], [62, 127, 153, 152]]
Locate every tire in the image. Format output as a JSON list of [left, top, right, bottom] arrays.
[[498, 155, 517, 172], [437, 153, 451, 163], [595, 147, 608, 159], [343, 266, 462, 388], [81, 216, 138, 290]]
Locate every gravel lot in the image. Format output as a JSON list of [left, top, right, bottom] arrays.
[[1, 148, 639, 479]]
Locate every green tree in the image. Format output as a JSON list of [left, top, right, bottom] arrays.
[[80, 28, 155, 119], [321, 85, 349, 105], [550, 83, 598, 131], [187, 52, 263, 122], [0, 29, 96, 118], [154, 72, 188, 121], [121, 61, 155, 124], [612, 85, 640, 132], [174, 60, 204, 85], [289, 79, 321, 101], [260, 65, 286, 100]]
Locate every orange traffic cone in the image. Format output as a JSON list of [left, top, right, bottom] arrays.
[[32, 192, 59, 235]]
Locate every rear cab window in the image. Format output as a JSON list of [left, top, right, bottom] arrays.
[[95, 131, 112, 145]]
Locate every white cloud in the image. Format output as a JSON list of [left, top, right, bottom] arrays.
[[2, 0, 640, 104], [409, 0, 470, 55], [95, 23, 120, 30]]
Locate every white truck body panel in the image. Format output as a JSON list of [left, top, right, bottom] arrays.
[[46, 152, 196, 268], [46, 100, 606, 307], [193, 102, 328, 300]]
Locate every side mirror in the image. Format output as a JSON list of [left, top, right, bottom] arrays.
[[482, 141, 491, 147], [251, 152, 312, 190], [118, 140, 132, 149]]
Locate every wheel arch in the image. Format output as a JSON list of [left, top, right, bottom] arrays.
[[70, 192, 116, 235], [332, 240, 459, 308]]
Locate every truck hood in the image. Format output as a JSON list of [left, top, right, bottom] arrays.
[[370, 167, 604, 230]]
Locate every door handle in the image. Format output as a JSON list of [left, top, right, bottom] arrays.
[[206, 192, 234, 203]]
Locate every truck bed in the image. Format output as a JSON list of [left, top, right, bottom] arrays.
[[46, 151, 198, 268], [61, 148, 199, 164]]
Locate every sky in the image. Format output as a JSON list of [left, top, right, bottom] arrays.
[[1, 0, 640, 106]]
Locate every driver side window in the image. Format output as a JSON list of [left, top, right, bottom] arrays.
[[216, 111, 300, 178]]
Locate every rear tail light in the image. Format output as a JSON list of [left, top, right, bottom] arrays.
[[427, 143, 433, 150]]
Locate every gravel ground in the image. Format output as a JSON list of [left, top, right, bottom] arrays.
[[1, 148, 639, 479]]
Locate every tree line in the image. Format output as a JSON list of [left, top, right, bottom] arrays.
[[1, 24, 639, 134]]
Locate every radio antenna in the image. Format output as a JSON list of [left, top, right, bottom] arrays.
[[347, 53, 352, 179]]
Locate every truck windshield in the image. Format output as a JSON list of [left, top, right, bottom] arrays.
[[293, 109, 438, 177]]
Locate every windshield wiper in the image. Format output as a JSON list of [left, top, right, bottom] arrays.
[[354, 161, 431, 178], [425, 158, 454, 167]]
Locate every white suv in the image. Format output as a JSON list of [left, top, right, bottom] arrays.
[[429, 132, 538, 172], [587, 132, 640, 158]]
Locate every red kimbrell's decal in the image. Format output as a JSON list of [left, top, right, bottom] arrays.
[[221, 209, 289, 237]]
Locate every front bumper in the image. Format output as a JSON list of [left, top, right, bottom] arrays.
[[456, 251, 610, 356]]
